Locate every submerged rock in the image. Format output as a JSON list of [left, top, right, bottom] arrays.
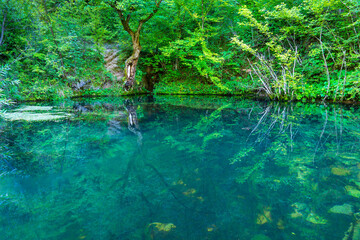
[[292, 202, 307, 211], [306, 212, 327, 224], [331, 167, 351, 176], [290, 202, 307, 218], [329, 204, 353, 215], [146, 222, 177, 240], [256, 207, 272, 225], [148, 222, 176, 232], [290, 210, 303, 218], [345, 186, 360, 198]]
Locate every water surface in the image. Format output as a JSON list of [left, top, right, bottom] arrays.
[[0, 96, 360, 240]]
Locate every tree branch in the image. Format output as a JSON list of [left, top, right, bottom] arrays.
[[136, 0, 163, 34], [0, 10, 7, 46], [109, 2, 134, 36]]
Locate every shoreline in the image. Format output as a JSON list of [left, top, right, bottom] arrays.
[[9, 91, 360, 106]]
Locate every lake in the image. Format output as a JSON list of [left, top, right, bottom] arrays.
[[0, 96, 359, 240]]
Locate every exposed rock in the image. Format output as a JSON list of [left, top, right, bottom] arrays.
[[103, 45, 124, 86], [329, 204, 353, 215], [102, 81, 113, 89], [72, 79, 92, 91]]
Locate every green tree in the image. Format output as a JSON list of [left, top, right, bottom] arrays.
[[88, 0, 165, 90]]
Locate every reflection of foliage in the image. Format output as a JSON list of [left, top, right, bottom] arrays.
[[158, 98, 360, 239], [0, 97, 360, 239], [230, 146, 254, 164], [228, 103, 360, 239]]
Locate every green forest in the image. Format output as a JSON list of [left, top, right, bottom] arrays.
[[1, 0, 360, 104], [1, 2, 360, 239]]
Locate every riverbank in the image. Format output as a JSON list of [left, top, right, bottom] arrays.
[[3, 77, 360, 106]]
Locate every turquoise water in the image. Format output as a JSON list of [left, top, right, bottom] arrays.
[[0, 96, 360, 240]]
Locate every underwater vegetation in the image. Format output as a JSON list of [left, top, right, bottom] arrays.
[[0, 96, 359, 240]]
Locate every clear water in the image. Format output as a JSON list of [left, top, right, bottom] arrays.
[[0, 96, 360, 240]]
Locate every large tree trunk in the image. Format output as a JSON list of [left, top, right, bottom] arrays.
[[124, 41, 141, 91], [108, 0, 163, 91]]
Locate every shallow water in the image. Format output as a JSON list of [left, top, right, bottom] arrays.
[[0, 96, 360, 240]]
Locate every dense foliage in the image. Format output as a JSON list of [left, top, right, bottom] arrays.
[[0, 0, 360, 102]]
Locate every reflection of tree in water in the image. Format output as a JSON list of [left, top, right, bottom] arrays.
[[124, 99, 143, 146], [113, 99, 218, 239], [101, 99, 360, 239], [0, 98, 360, 239]]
